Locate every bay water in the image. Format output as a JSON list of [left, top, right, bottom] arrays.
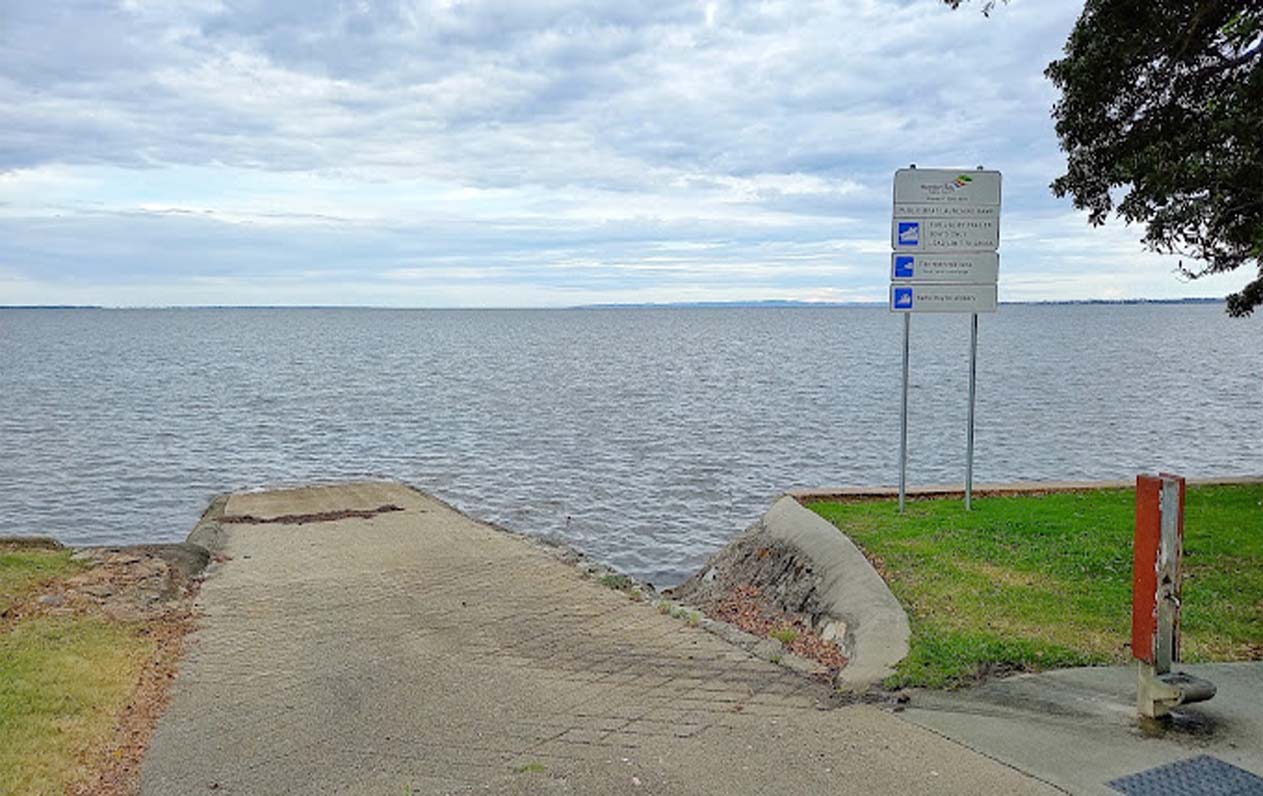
[[1, 304, 1258, 586]]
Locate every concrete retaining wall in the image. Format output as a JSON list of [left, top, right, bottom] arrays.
[[674, 495, 911, 690], [762, 497, 911, 689]]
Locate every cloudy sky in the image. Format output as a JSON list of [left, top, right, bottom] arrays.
[[0, 0, 1248, 307]]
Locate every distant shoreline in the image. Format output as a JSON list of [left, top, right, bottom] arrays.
[[0, 297, 1226, 311]]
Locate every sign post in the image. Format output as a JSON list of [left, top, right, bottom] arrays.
[[966, 313, 978, 509], [889, 166, 1001, 511], [899, 312, 910, 513]]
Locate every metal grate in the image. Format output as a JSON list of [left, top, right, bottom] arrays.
[[1108, 755, 1263, 796]]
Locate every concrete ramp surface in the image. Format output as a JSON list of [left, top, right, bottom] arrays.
[[140, 482, 1053, 795]]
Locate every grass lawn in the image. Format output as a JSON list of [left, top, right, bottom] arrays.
[[808, 484, 1263, 688], [0, 545, 85, 614], [0, 544, 153, 795], [0, 616, 154, 796]]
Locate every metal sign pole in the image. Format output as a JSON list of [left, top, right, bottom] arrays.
[[965, 312, 978, 510], [899, 312, 910, 512]]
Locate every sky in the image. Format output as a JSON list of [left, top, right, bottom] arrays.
[[0, 0, 1249, 307]]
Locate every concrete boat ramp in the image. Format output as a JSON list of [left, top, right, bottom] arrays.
[[140, 482, 1051, 795]]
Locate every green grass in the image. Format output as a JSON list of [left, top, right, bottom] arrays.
[[515, 761, 546, 774], [770, 626, 799, 645], [1, 544, 153, 794], [599, 573, 632, 591], [809, 484, 1263, 688], [0, 615, 154, 795], [0, 546, 84, 615]]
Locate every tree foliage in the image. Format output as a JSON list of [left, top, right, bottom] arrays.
[[951, 0, 1263, 315], [1048, 2, 1263, 315]]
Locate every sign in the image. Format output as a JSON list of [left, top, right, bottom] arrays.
[[890, 168, 1001, 253], [891, 217, 999, 251], [890, 166, 1003, 514], [888, 284, 997, 314], [893, 168, 1001, 206], [891, 252, 999, 284]]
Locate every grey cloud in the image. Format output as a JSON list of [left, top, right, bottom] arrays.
[[3, 0, 1190, 307], [1, 0, 1081, 193]]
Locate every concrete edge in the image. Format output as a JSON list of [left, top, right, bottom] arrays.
[[760, 496, 911, 689], [789, 475, 1263, 503], [185, 494, 231, 553]]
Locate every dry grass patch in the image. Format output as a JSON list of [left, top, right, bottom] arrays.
[[1, 543, 203, 795], [0, 615, 154, 795], [0, 544, 86, 616]]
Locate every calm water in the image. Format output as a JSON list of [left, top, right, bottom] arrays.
[[1, 305, 1259, 586]]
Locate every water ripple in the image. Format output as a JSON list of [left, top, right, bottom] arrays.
[[1, 305, 1259, 586]]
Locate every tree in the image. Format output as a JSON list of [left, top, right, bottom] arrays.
[[953, 1, 1263, 315]]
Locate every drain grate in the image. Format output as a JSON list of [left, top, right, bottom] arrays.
[[1108, 755, 1263, 795]]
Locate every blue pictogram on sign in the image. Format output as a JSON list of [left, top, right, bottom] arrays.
[[893, 287, 913, 309], [897, 221, 920, 247], [894, 256, 915, 278]]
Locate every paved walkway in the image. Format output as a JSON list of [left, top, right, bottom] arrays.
[[141, 482, 1052, 795], [903, 662, 1263, 795]]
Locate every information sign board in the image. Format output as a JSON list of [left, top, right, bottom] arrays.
[[888, 284, 998, 314]]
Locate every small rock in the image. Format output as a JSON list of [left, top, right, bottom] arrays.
[[38, 594, 65, 607]]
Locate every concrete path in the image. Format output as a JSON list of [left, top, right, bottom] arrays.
[[141, 482, 1053, 795], [902, 662, 1263, 795]]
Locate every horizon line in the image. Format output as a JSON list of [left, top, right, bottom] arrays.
[[0, 297, 1228, 311]]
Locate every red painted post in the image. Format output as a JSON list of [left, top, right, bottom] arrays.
[[1132, 475, 1162, 665]]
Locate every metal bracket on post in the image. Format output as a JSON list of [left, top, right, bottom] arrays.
[[1133, 473, 1215, 719]]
